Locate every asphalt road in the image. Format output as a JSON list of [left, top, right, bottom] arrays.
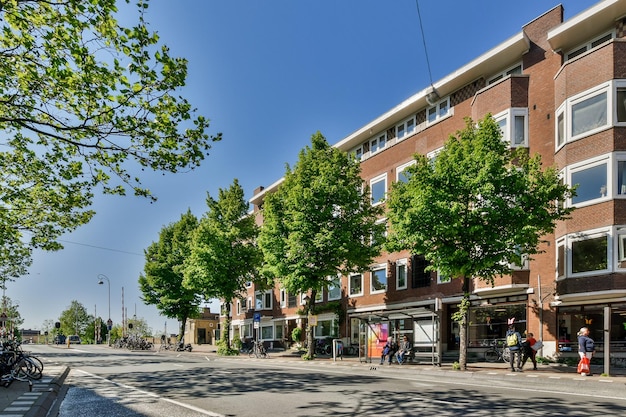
[[24, 344, 626, 417]]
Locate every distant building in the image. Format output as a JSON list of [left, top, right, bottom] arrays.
[[184, 308, 219, 345]]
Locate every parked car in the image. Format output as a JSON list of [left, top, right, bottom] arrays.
[[54, 335, 66, 345], [68, 335, 81, 344]]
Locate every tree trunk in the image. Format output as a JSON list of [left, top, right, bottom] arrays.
[[458, 277, 470, 370], [306, 291, 317, 359]]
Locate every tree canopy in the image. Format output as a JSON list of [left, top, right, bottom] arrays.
[[0, 0, 220, 278], [139, 209, 202, 338], [385, 115, 574, 368], [183, 179, 262, 350], [258, 132, 385, 358]]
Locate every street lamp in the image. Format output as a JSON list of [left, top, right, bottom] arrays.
[[97, 274, 111, 346]]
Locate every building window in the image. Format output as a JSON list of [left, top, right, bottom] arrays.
[[255, 291, 272, 310], [437, 271, 451, 284], [427, 96, 450, 124], [370, 174, 386, 205], [487, 63, 522, 85], [572, 234, 608, 275], [396, 259, 407, 290], [328, 275, 341, 300], [494, 108, 528, 147], [567, 158, 608, 206], [557, 229, 610, 278], [396, 116, 416, 141], [261, 325, 273, 340], [349, 274, 363, 296], [617, 88, 626, 123], [370, 264, 387, 294], [236, 300, 242, 315], [280, 289, 286, 308], [555, 82, 626, 149], [275, 324, 284, 340], [370, 133, 387, 154], [287, 293, 297, 308], [411, 254, 431, 288], [572, 91, 607, 137], [314, 319, 337, 338], [396, 161, 415, 183], [565, 32, 613, 61]]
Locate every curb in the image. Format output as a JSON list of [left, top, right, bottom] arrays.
[[24, 366, 70, 417]]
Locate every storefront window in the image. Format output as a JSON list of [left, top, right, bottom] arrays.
[[558, 304, 626, 352], [466, 302, 527, 347]]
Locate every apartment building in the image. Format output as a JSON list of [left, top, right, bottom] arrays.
[[229, 0, 626, 365]]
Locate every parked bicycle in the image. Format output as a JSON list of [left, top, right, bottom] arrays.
[[483, 339, 510, 363], [249, 340, 269, 358]]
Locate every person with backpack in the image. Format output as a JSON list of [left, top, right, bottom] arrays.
[[505, 318, 523, 372]]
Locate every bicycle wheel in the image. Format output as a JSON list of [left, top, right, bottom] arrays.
[[502, 347, 511, 363], [21, 357, 43, 380], [484, 349, 499, 362]]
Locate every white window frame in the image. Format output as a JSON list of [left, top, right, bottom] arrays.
[[437, 270, 451, 284], [349, 274, 363, 297], [247, 297, 252, 312], [236, 300, 242, 315], [396, 160, 415, 183], [260, 325, 274, 341], [563, 154, 610, 208], [487, 63, 522, 85], [396, 116, 417, 141], [327, 275, 341, 301], [556, 82, 616, 150], [280, 289, 286, 308], [493, 108, 528, 147], [396, 258, 408, 290], [350, 145, 364, 161], [370, 263, 387, 294], [427, 96, 451, 125], [565, 31, 613, 61], [370, 173, 387, 206], [255, 290, 272, 310], [556, 227, 611, 279], [370, 132, 387, 155]]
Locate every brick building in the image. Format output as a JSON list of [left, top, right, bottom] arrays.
[[228, 0, 626, 365]]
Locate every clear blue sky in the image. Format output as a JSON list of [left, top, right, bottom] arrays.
[[12, 0, 596, 334]]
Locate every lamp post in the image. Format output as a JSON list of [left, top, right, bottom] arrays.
[[97, 274, 111, 346]]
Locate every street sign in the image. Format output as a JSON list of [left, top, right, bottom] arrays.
[[253, 312, 261, 322]]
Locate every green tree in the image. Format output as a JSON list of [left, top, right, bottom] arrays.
[[139, 210, 201, 340], [0, 0, 221, 278], [183, 179, 263, 351], [385, 116, 574, 370], [258, 132, 385, 359], [59, 300, 91, 339], [0, 294, 23, 340]]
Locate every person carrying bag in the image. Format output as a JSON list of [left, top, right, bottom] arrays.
[[577, 327, 595, 376]]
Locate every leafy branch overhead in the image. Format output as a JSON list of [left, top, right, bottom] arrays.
[[0, 0, 221, 276]]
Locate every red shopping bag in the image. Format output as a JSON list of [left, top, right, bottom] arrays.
[[577, 357, 590, 374]]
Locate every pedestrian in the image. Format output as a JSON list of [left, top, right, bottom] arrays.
[[577, 327, 595, 376], [396, 335, 411, 364], [521, 332, 538, 370], [505, 318, 523, 372], [380, 340, 392, 365]]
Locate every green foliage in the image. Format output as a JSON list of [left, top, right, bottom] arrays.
[[216, 333, 239, 356], [0, 0, 220, 276], [536, 356, 553, 364], [385, 115, 575, 369], [386, 115, 574, 284], [183, 179, 263, 303], [258, 132, 385, 358], [58, 300, 91, 338], [139, 210, 202, 337], [291, 327, 303, 343], [452, 361, 461, 370]]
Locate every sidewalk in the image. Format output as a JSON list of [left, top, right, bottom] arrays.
[[3, 345, 624, 416]]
